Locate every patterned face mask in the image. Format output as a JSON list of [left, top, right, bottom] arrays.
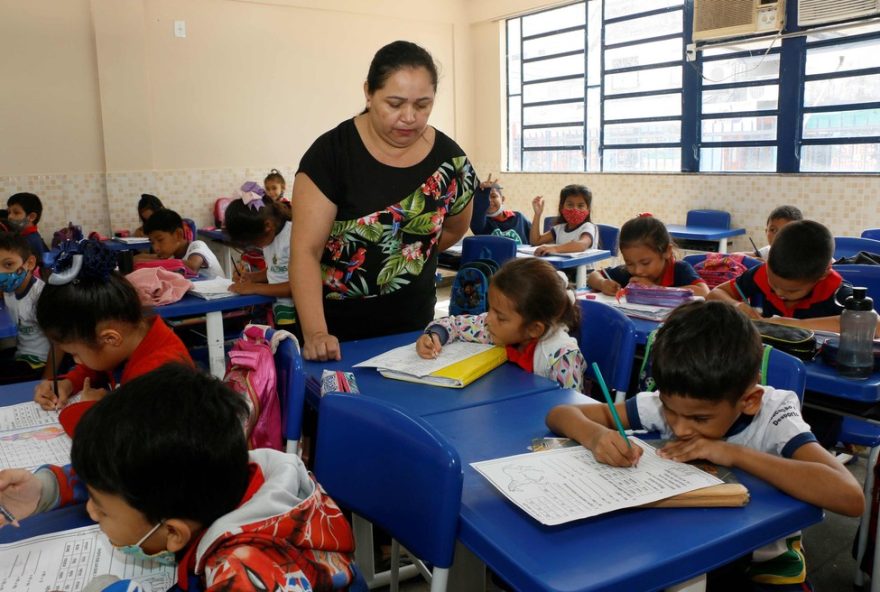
[[113, 521, 177, 567], [0, 268, 26, 292], [561, 208, 589, 227]]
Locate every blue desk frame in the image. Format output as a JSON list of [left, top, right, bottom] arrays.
[[426, 389, 823, 592], [665, 225, 745, 254]]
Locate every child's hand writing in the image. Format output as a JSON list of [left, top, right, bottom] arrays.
[[80, 378, 108, 403], [0, 469, 43, 527], [34, 378, 74, 411], [599, 278, 621, 296], [531, 195, 544, 215], [416, 333, 443, 359], [590, 428, 642, 468], [229, 281, 257, 294], [657, 437, 734, 466]]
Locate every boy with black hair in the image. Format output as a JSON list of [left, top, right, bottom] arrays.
[[547, 300, 863, 590], [758, 205, 803, 260], [0, 232, 55, 384], [0, 364, 356, 591], [708, 219, 855, 334], [136, 208, 223, 278], [6, 192, 47, 263]]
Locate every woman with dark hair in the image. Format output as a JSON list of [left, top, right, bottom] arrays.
[[291, 40, 476, 360]]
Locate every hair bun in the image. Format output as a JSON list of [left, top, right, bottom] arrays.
[[47, 239, 116, 285], [79, 240, 118, 281]]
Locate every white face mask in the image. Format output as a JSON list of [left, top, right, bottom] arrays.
[[113, 521, 177, 566]]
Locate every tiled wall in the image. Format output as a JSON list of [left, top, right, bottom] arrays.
[[4, 166, 879, 253]]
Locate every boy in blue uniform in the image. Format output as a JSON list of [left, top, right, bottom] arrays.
[[6, 192, 47, 265], [708, 220, 855, 334], [469, 175, 531, 245], [547, 301, 863, 590]]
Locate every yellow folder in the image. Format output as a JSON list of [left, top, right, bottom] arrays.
[[379, 346, 508, 388]]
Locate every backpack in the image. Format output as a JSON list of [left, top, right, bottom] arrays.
[[835, 251, 880, 265], [223, 324, 292, 451], [449, 258, 499, 316], [51, 222, 83, 249], [214, 197, 233, 228], [693, 253, 748, 289]]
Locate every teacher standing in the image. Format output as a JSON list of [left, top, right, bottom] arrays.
[[291, 41, 477, 361]]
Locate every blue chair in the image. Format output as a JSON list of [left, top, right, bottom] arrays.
[[596, 224, 619, 256], [841, 416, 880, 590], [182, 217, 197, 241], [862, 229, 880, 241], [543, 216, 557, 233], [761, 347, 806, 399], [683, 253, 763, 270], [579, 299, 637, 402], [460, 235, 517, 267], [267, 328, 305, 454], [314, 394, 463, 592], [686, 209, 731, 229], [834, 265, 880, 311], [834, 236, 880, 260]]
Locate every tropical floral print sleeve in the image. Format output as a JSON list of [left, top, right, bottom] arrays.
[[547, 348, 587, 391], [426, 313, 494, 345], [321, 157, 476, 300]]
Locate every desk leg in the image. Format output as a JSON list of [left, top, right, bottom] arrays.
[[666, 573, 707, 592], [447, 542, 486, 592], [220, 244, 233, 278], [206, 311, 225, 379], [352, 514, 419, 589], [718, 238, 728, 253], [576, 265, 587, 290]]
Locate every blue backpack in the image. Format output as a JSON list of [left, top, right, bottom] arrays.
[[449, 258, 498, 316]]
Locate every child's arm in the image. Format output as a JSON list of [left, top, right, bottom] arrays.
[[229, 281, 291, 297], [416, 314, 494, 359], [184, 253, 206, 274], [529, 196, 554, 246], [547, 349, 588, 392], [683, 281, 710, 297], [536, 237, 591, 256], [587, 268, 622, 296], [707, 279, 763, 319], [546, 403, 643, 467], [0, 463, 87, 526], [658, 439, 864, 517], [469, 185, 491, 235]]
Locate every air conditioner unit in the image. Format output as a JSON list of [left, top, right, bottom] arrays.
[[799, 0, 880, 26], [693, 0, 785, 42]]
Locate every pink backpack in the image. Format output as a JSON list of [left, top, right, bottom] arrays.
[[693, 253, 749, 289], [223, 325, 285, 450], [214, 198, 233, 228]]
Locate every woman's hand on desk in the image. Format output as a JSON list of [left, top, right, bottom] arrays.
[[34, 379, 74, 411], [303, 331, 341, 362], [0, 469, 42, 527], [591, 429, 643, 468]]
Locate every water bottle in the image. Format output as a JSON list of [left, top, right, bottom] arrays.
[[838, 287, 878, 379]]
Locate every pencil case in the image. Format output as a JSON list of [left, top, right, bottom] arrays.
[[321, 370, 360, 396], [623, 283, 694, 308], [752, 321, 818, 361]]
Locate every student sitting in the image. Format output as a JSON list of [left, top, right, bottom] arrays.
[[224, 193, 295, 329], [547, 300, 863, 590], [33, 239, 192, 412], [587, 214, 709, 297], [417, 258, 587, 391], [530, 184, 597, 255], [469, 174, 531, 245], [136, 208, 223, 278], [264, 168, 289, 204], [6, 192, 47, 264], [132, 193, 164, 237], [0, 364, 357, 591], [708, 220, 854, 334], [0, 233, 56, 385], [757, 205, 803, 260]]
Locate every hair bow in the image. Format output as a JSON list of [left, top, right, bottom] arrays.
[[45, 239, 116, 285], [637, 212, 654, 218], [238, 181, 266, 211]]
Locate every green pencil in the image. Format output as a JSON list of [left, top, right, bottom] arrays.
[[591, 362, 631, 450]]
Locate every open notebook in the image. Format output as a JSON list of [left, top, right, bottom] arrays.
[[0, 402, 71, 471], [189, 277, 236, 299]]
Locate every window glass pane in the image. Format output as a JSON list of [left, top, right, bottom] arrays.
[[803, 108, 880, 139], [587, 87, 601, 171], [523, 78, 584, 103], [605, 65, 681, 96], [800, 144, 880, 172], [804, 74, 880, 107], [524, 102, 584, 125], [604, 121, 681, 145], [587, 1, 602, 82], [507, 19, 521, 94], [703, 39, 779, 57], [603, 148, 680, 172], [524, 126, 584, 148], [805, 38, 880, 75], [508, 95, 521, 171], [699, 146, 776, 172], [701, 54, 780, 86], [522, 4, 585, 37], [702, 85, 778, 114], [523, 30, 585, 60], [523, 150, 585, 172], [605, 93, 681, 119], [605, 0, 682, 20], [806, 22, 880, 43], [605, 38, 682, 70], [604, 10, 682, 46], [701, 116, 777, 142], [523, 54, 585, 81]]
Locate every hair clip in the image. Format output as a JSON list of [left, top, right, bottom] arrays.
[[637, 212, 653, 218]]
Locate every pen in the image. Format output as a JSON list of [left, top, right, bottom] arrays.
[[0, 503, 18, 527], [50, 344, 58, 398], [591, 362, 631, 450], [748, 236, 761, 258]]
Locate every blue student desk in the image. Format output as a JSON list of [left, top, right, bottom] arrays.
[[197, 228, 235, 278], [425, 389, 823, 592], [302, 331, 560, 417], [155, 292, 273, 379], [102, 238, 153, 252], [0, 303, 15, 339], [665, 225, 745, 254]]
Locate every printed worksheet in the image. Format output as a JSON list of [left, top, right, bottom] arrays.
[[354, 341, 496, 377], [0, 402, 60, 433], [472, 438, 723, 526], [189, 277, 235, 300], [0, 427, 72, 471], [0, 524, 175, 592]]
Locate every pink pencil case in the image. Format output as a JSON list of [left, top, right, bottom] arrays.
[[623, 282, 693, 308]]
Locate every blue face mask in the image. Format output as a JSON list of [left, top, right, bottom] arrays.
[[0, 269, 26, 293], [5, 217, 26, 231], [114, 521, 177, 567]]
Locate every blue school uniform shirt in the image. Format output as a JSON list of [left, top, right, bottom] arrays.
[[732, 264, 852, 319], [604, 259, 703, 288], [469, 186, 531, 245]]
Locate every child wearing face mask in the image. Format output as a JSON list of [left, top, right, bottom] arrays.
[[529, 184, 598, 256], [0, 232, 53, 385], [469, 174, 532, 245], [6, 192, 47, 265]]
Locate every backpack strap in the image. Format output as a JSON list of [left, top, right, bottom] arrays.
[[759, 344, 772, 386]]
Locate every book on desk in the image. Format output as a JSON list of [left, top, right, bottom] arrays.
[[355, 341, 508, 388]]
